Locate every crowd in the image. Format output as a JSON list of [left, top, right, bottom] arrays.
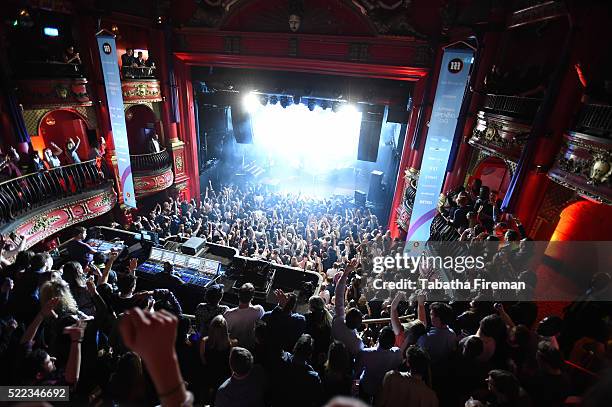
[[0, 181, 609, 407]]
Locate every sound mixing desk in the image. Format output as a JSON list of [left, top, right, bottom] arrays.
[[86, 238, 127, 254], [89, 228, 323, 313], [137, 247, 222, 288]]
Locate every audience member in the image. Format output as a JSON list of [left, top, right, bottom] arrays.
[[224, 283, 264, 349]]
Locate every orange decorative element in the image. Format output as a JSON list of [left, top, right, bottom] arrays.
[[16, 78, 92, 108], [121, 79, 163, 103], [134, 167, 174, 197]]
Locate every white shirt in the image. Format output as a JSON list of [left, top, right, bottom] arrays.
[[332, 272, 364, 356], [224, 304, 264, 349], [47, 155, 61, 168], [326, 267, 339, 280], [151, 138, 161, 153]]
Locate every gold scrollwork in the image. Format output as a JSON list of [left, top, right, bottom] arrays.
[[588, 153, 612, 185], [29, 215, 61, 235]]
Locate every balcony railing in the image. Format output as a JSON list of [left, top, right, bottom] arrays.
[[575, 103, 612, 138], [512, 0, 559, 11], [130, 149, 171, 173], [0, 160, 109, 226], [17, 61, 85, 79], [121, 66, 157, 80], [483, 94, 542, 120]]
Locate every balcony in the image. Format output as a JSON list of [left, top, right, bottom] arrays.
[[482, 94, 542, 121], [0, 160, 117, 248], [14, 61, 92, 108], [131, 149, 174, 197], [469, 110, 531, 162], [17, 61, 85, 79], [121, 68, 162, 104], [548, 132, 612, 205], [574, 103, 612, 139], [508, 0, 567, 28], [121, 66, 156, 80]]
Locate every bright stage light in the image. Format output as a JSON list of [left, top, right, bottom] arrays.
[[43, 27, 59, 37], [243, 92, 260, 113], [249, 102, 362, 175], [339, 104, 358, 115]]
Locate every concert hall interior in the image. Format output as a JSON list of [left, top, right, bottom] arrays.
[[0, 1, 611, 406]]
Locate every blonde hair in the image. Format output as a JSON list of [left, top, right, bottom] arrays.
[[40, 279, 78, 316], [207, 315, 232, 351]]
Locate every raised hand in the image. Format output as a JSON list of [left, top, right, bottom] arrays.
[[42, 297, 61, 319], [86, 279, 97, 296], [344, 258, 359, 276], [63, 320, 86, 342], [391, 291, 405, 309], [119, 308, 178, 363], [274, 289, 288, 308]]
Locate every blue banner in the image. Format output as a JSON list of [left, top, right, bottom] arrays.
[[96, 34, 136, 208], [406, 48, 473, 241]]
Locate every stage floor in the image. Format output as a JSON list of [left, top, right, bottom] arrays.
[[248, 164, 370, 198]]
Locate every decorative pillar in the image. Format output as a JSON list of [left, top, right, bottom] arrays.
[[150, 27, 194, 201], [388, 77, 427, 237], [172, 58, 200, 201]]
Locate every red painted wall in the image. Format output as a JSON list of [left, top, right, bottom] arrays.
[[125, 105, 157, 155], [38, 109, 90, 164]]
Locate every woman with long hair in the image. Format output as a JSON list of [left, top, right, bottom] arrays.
[[323, 341, 352, 402], [39, 279, 82, 367], [199, 315, 236, 403], [61, 261, 96, 316], [305, 296, 333, 370]]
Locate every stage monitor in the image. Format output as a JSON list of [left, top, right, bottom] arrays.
[[357, 107, 384, 162], [230, 103, 253, 144]]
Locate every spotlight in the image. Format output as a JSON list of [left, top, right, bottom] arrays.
[[321, 100, 330, 110], [293, 95, 301, 105], [43, 27, 59, 37], [259, 95, 269, 106], [307, 99, 316, 111], [243, 92, 260, 113], [339, 104, 358, 115], [280, 96, 288, 109], [270, 95, 279, 105]]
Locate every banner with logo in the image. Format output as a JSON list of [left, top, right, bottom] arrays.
[[406, 48, 473, 241], [96, 33, 136, 208]]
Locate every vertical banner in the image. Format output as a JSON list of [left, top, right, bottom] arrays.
[[406, 48, 473, 241], [96, 33, 136, 208]]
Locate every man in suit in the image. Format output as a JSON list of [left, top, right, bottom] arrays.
[[148, 133, 162, 153]]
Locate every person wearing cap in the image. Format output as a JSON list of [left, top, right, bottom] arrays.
[[224, 283, 264, 350], [196, 284, 229, 336]]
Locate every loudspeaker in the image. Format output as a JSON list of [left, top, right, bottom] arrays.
[[368, 170, 384, 203], [230, 104, 253, 144], [357, 108, 384, 162], [387, 107, 410, 124], [202, 106, 230, 135], [181, 236, 207, 255], [354, 190, 366, 206]]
